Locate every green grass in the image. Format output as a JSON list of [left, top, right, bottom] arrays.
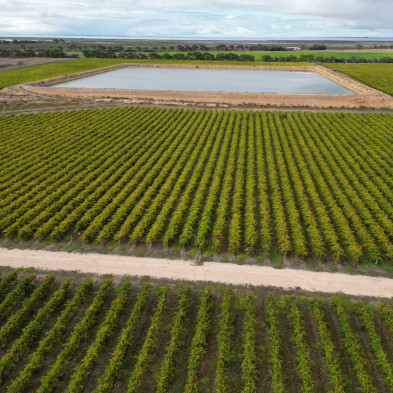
[[0, 58, 305, 89], [324, 63, 393, 96]]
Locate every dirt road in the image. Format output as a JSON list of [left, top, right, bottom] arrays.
[[0, 248, 392, 298]]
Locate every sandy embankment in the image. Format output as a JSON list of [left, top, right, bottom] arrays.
[[1, 248, 392, 298]]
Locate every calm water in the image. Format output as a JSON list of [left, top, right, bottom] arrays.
[[53, 67, 354, 94]]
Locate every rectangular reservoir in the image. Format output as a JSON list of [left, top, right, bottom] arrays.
[[53, 67, 354, 94]]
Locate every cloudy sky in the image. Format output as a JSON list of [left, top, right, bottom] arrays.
[[1, 0, 392, 39]]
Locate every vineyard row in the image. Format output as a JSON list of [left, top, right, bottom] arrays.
[[1, 107, 393, 262], [0, 270, 392, 392]]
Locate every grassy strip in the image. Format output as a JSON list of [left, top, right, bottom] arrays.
[[378, 301, 393, 339], [6, 279, 93, 393], [0, 279, 70, 385], [184, 287, 212, 393], [266, 296, 284, 393], [0, 270, 20, 302], [354, 302, 393, 389], [127, 286, 169, 393], [0, 274, 35, 323], [287, 296, 316, 393], [94, 282, 151, 393], [64, 281, 131, 393], [0, 275, 54, 346], [241, 292, 258, 393], [36, 278, 112, 393], [310, 298, 346, 393], [156, 286, 191, 393], [331, 297, 375, 393], [214, 289, 234, 393], [228, 112, 247, 254]]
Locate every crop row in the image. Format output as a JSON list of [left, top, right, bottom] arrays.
[[287, 296, 315, 392], [1, 108, 393, 261], [6, 279, 93, 393], [0, 273, 392, 392]]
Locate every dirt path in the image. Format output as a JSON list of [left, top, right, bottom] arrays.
[[1, 248, 392, 298]]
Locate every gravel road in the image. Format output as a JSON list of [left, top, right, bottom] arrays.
[[0, 248, 392, 298]]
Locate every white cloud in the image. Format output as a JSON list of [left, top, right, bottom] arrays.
[[0, 0, 392, 37], [197, 26, 224, 35], [234, 27, 255, 35], [0, 17, 55, 33]]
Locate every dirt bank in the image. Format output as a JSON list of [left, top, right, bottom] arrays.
[[1, 248, 392, 298], [19, 63, 393, 110], [3, 63, 393, 112], [28, 63, 381, 96], [24, 86, 393, 110]]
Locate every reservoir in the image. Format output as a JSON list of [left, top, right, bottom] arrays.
[[53, 67, 354, 94]]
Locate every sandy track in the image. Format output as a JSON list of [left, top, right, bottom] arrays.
[[0, 248, 392, 298]]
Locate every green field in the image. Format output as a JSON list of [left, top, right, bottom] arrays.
[[0, 58, 305, 89], [1, 107, 393, 263], [325, 63, 393, 96], [0, 269, 392, 393]]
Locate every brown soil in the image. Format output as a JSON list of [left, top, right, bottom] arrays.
[[24, 85, 393, 110], [0, 57, 71, 72]]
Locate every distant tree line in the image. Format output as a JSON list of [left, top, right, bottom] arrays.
[[125, 44, 291, 52], [83, 49, 255, 61], [1, 45, 393, 64], [0, 48, 78, 58], [1, 39, 38, 44], [309, 44, 327, 50], [82, 49, 393, 63], [1, 39, 67, 45], [260, 54, 393, 63]]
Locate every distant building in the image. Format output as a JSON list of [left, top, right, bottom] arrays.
[[285, 47, 301, 51]]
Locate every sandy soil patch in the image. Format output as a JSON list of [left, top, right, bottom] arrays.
[[4, 84, 391, 115], [24, 86, 393, 110], [1, 248, 392, 298]]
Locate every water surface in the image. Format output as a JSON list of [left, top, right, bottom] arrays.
[[54, 67, 353, 94]]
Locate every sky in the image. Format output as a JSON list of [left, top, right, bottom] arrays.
[[0, 0, 392, 39]]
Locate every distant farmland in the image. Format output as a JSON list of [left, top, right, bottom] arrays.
[[154, 50, 393, 61], [1, 107, 393, 263], [0, 269, 392, 393], [325, 63, 393, 96]]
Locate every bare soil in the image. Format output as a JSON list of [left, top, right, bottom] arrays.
[[0, 57, 71, 72], [1, 248, 392, 298]]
